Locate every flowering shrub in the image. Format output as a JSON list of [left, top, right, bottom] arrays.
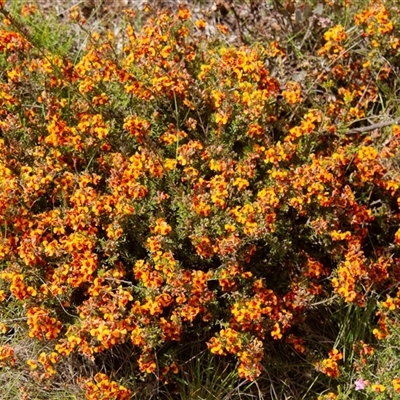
[[1, 0, 400, 398]]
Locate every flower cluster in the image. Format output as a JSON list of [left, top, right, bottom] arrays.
[[316, 349, 343, 378], [0, 344, 15, 366], [84, 373, 131, 400]]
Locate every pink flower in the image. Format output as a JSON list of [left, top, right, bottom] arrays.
[[355, 378, 366, 391]]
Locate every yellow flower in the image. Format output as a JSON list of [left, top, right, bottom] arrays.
[[392, 377, 400, 393], [164, 158, 177, 171], [371, 383, 385, 393], [27, 359, 38, 370], [232, 178, 250, 191], [224, 224, 236, 233]]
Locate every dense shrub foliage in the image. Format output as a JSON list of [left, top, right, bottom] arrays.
[[1, 0, 400, 398]]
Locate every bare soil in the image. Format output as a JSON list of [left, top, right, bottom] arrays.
[[32, 0, 286, 46]]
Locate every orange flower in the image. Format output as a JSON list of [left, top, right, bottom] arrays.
[[282, 81, 302, 105], [381, 295, 396, 311], [152, 218, 172, 236], [195, 19, 206, 30], [372, 328, 387, 340], [216, 24, 228, 34], [395, 228, 400, 245], [207, 337, 225, 355], [271, 322, 282, 339], [177, 7, 191, 21], [0, 345, 15, 365], [316, 349, 342, 378]]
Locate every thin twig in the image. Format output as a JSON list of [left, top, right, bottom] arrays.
[[344, 118, 400, 135]]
